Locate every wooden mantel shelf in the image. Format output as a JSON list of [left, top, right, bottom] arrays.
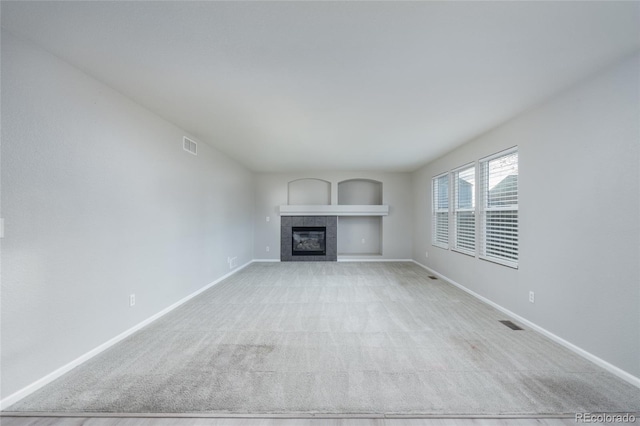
[[279, 205, 389, 216]]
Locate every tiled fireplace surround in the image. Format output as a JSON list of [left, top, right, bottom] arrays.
[[280, 216, 337, 261]]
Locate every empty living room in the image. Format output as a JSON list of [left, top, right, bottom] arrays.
[[1, 1, 639, 425]]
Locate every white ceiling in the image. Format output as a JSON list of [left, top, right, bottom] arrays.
[[2, 1, 639, 172]]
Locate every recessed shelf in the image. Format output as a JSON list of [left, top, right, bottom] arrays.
[[338, 179, 382, 205], [288, 179, 331, 205]]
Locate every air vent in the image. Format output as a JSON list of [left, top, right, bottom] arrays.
[[183, 137, 197, 156], [499, 320, 523, 330]]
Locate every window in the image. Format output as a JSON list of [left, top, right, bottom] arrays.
[[479, 148, 518, 267], [453, 164, 475, 255], [430, 147, 518, 268], [432, 173, 449, 249]]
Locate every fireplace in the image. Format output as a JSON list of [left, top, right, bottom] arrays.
[[281, 216, 336, 261], [292, 227, 326, 256]]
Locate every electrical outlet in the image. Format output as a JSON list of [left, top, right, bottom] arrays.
[[361, 238, 366, 244], [266, 246, 270, 252], [266, 216, 270, 222], [529, 291, 535, 303], [129, 294, 136, 307], [228, 256, 237, 269], [425, 251, 429, 258]]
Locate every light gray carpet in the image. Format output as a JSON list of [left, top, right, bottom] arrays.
[[7, 262, 640, 414]]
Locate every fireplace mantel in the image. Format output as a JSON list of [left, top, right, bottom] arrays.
[[279, 205, 389, 216]]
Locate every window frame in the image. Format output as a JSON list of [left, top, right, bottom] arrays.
[[431, 172, 450, 250], [451, 162, 476, 257], [478, 147, 519, 269]]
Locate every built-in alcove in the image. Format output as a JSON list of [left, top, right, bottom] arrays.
[[338, 179, 382, 205], [337, 216, 382, 256], [288, 178, 331, 205], [337, 179, 383, 256], [281, 178, 386, 258]]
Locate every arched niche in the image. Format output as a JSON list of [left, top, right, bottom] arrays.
[[338, 179, 383, 205], [287, 178, 331, 205]]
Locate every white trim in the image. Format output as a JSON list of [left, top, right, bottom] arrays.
[[279, 204, 389, 216], [432, 173, 450, 250], [478, 147, 519, 267], [479, 255, 519, 269], [411, 260, 640, 389], [451, 247, 475, 258], [451, 162, 475, 174], [478, 145, 518, 163], [452, 163, 476, 255], [338, 258, 413, 262], [255, 258, 414, 263], [0, 260, 253, 410], [431, 170, 449, 181]]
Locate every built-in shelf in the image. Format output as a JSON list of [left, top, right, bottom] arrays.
[[281, 179, 386, 257], [279, 205, 389, 216], [338, 179, 382, 205]]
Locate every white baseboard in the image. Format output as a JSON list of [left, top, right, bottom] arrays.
[[411, 260, 640, 389], [338, 258, 413, 262], [0, 260, 253, 410], [255, 258, 413, 263]]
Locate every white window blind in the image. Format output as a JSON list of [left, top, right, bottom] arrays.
[[432, 173, 449, 249], [453, 165, 475, 254], [479, 148, 518, 267]]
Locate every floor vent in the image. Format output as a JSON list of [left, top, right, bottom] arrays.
[[428, 275, 438, 280], [499, 320, 523, 330]]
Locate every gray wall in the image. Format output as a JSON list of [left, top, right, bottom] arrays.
[[254, 172, 413, 260], [0, 32, 255, 399], [412, 53, 640, 378]]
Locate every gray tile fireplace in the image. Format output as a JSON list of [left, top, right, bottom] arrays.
[[281, 216, 337, 261]]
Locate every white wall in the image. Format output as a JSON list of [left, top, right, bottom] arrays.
[[412, 53, 640, 378], [254, 172, 413, 260], [0, 32, 255, 399]]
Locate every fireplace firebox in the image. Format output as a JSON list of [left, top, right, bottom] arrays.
[[292, 227, 326, 256]]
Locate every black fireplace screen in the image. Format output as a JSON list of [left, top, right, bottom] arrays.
[[292, 227, 326, 256]]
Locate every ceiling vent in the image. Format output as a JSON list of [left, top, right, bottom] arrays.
[[183, 137, 197, 156]]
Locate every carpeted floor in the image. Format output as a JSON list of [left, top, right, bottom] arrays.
[[6, 262, 640, 414]]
